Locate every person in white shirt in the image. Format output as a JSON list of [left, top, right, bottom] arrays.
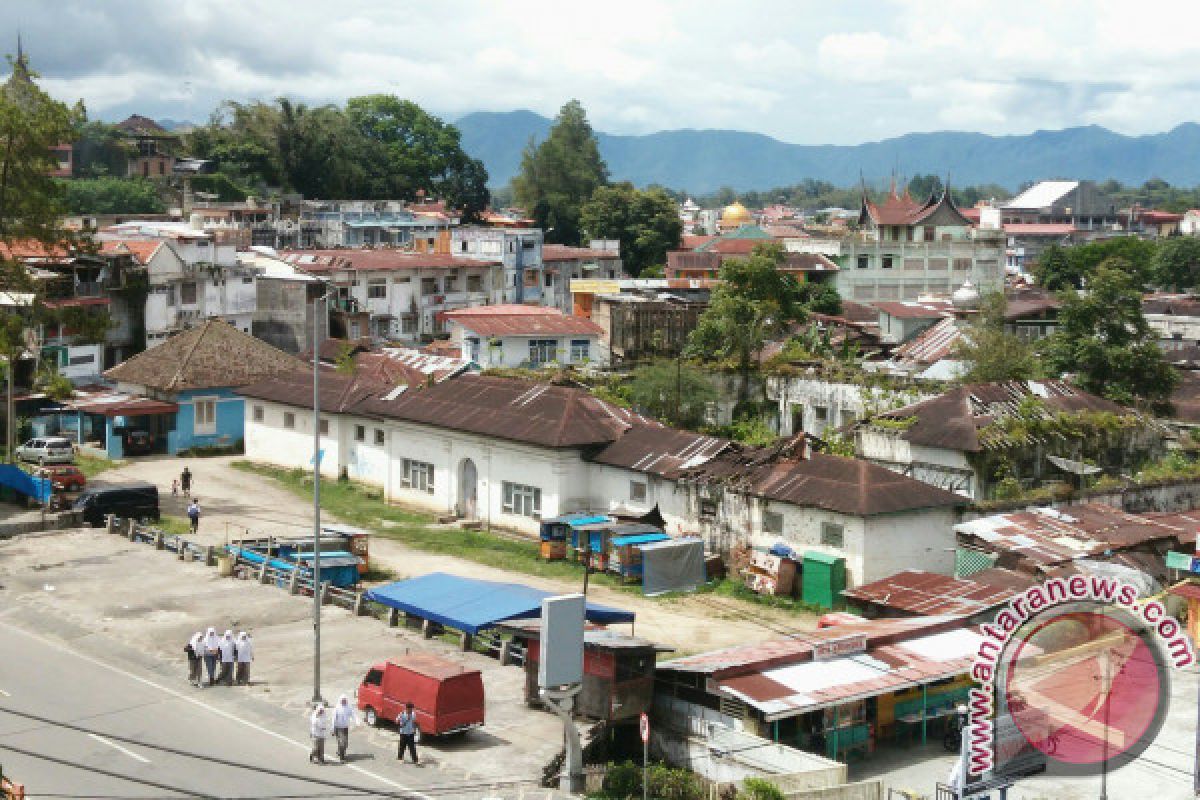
[[309, 703, 332, 764], [332, 694, 358, 762], [218, 630, 236, 685], [201, 627, 221, 686], [235, 631, 253, 685]]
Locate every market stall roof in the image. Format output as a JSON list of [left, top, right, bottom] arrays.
[[365, 572, 635, 634], [611, 532, 670, 547]]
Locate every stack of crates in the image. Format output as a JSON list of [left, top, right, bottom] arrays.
[[801, 551, 846, 609]]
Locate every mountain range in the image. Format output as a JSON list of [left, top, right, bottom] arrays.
[[456, 110, 1200, 194]]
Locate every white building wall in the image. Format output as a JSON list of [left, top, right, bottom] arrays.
[[859, 509, 957, 584], [244, 399, 342, 480]]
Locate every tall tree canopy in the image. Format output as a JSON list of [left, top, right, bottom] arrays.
[[1039, 257, 1177, 405], [1152, 236, 1200, 290], [686, 243, 807, 396], [511, 100, 608, 245], [953, 293, 1039, 383], [580, 182, 681, 276]]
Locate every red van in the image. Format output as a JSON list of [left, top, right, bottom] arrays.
[[356, 654, 485, 736]]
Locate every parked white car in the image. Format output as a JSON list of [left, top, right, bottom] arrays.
[[15, 437, 75, 465]]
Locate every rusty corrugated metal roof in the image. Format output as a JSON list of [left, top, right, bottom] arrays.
[[841, 569, 1017, 617]]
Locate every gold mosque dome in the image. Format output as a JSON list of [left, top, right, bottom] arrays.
[[721, 201, 752, 225]]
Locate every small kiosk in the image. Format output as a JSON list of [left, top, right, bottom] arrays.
[[539, 513, 612, 561]]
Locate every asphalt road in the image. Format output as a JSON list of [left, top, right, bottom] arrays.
[[0, 620, 428, 799]]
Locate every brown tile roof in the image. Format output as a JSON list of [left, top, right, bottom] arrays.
[[673, 437, 964, 516], [443, 305, 603, 336], [892, 317, 961, 365], [841, 569, 1018, 617], [860, 188, 971, 227], [105, 319, 306, 392], [350, 374, 659, 449], [1003, 287, 1060, 320], [681, 235, 716, 249], [1143, 293, 1200, 317], [281, 249, 497, 272], [0, 239, 73, 262], [875, 381, 1131, 452], [97, 239, 165, 266], [541, 245, 621, 262], [115, 114, 171, 136]]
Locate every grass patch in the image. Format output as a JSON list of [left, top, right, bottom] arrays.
[[156, 515, 193, 536], [76, 452, 122, 479], [698, 578, 827, 614]]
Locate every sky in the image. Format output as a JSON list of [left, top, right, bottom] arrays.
[[7, 0, 1200, 144]]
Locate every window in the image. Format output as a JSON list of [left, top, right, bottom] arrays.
[[402, 458, 435, 493], [544, 272, 554, 287], [503, 481, 542, 517], [374, 428, 385, 446], [401, 315, 416, 334], [181, 281, 198, 304], [923, 225, 936, 242], [813, 406, 828, 423], [354, 424, 365, 442], [508, 241, 515, 253], [820, 522, 845, 548], [193, 398, 216, 435], [529, 339, 558, 366], [317, 418, 329, 435], [467, 275, 483, 293], [881, 255, 894, 270], [364, 669, 383, 686], [283, 412, 295, 429], [569, 339, 590, 363], [444, 275, 457, 291], [252, 405, 264, 422], [523, 239, 536, 250], [856, 255, 868, 269], [763, 510, 783, 534], [421, 278, 438, 296], [166, 285, 176, 306], [630, 480, 647, 502], [699, 499, 718, 518], [367, 279, 387, 299], [460, 240, 469, 252]]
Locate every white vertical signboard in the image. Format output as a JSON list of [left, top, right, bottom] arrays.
[[539, 593, 585, 689]]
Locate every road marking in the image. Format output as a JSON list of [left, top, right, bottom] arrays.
[[88, 732, 150, 763], [0, 621, 426, 798], [0, 689, 9, 697]]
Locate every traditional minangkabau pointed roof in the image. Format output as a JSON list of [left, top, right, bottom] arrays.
[[858, 181, 972, 227], [105, 319, 306, 392]]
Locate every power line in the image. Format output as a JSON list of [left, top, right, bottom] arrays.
[[0, 741, 213, 798]]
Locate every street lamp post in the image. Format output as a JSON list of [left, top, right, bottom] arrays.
[[311, 289, 332, 705]]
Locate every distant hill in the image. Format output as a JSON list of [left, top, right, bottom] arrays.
[[456, 110, 1200, 193]]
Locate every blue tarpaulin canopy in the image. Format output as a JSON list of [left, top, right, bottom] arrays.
[[365, 572, 635, 634], [611, 532, 671, 548], [0, 464, 51, 504]]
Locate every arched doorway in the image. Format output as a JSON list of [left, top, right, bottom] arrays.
[[457, 458, 478, 519]]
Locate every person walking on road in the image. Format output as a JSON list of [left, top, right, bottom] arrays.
[[180, 466, 192, 495], [235, 631, 253, 685], [310, 703, 332, 765], [187, 499, 201, 534], [396, 702, 419, 765], [185, 631, 203, 686], [332, 693, 357, 762], [201, 627, 220, 686], [218, 629, 236, 685]]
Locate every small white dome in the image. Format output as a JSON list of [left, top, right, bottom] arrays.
[[952, 279, 980, 310]]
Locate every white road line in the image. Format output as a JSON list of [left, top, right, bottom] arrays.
[[0, 621, 425, 798], [88, 732, 151, 763], [0, 689, 10, 697]]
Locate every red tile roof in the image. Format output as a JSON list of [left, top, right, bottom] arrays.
[[443, 305, 603, 337], [892, 317, 961, 364], [281, 249, 497, 272], [0, 239, 73, 262], [681, 235, 716, 249], [97, 239, 165, 266]]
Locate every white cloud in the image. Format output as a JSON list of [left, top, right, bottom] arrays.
[[4, 0, 1200, 145]]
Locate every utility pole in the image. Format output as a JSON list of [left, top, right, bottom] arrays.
[[311, 290, 330, 706], [1100, 656, 1111, 800]]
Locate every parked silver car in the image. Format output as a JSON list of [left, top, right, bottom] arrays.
[[15, 437, 75, 465]]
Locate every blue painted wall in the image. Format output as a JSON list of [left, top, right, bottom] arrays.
[[166, 387, 245, 454]]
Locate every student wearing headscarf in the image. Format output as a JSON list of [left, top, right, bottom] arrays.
[[235, 631, 254, 685], [218, 630, 236, 686], [332, 693, 358, 762], [201, 627, 221, 686], [185, 632, 203, 687], [309, 703, 332, 764]]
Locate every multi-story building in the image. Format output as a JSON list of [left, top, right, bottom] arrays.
[[838, 187, 1004, 302], [450, 227, 544, 304], [282, 249, 500, 343], [272, 200, 457, 249], [541, 242, 622, 312]]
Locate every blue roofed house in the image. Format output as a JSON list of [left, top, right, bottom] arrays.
[[102, 319, 305, 457]]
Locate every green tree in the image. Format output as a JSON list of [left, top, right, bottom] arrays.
[[796, 281, 842, 315], [686, 243, 806, 399], [1152, 236, 1200, 290], [345, 95, 489, 217], [1039, 258, 1178, 405], [625, 360, 716, 428], [1070, 237, 1156, 288], [1032, 244, 1078, 290], [72, 120, 129, 178], [953, 293, 1039, 383], [511, 100, 608, 245], [62, 177, 164, 214], [580, 182, 682, 276]]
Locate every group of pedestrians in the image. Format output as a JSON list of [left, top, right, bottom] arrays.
[[171, 467, 202, 534], [185, 628, 253, 687], [308, 698, 420, 766]]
